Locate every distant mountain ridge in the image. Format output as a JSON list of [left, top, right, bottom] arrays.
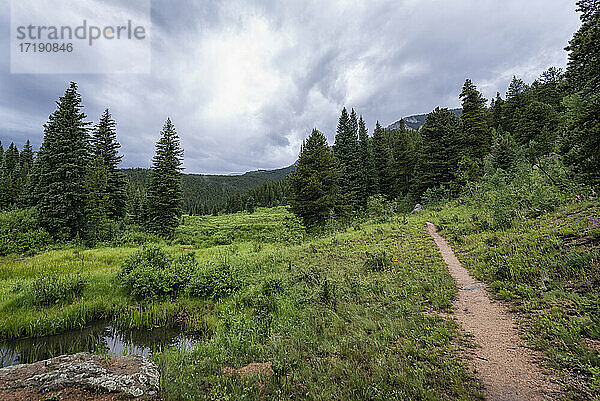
[[387, 108, 462, 131]]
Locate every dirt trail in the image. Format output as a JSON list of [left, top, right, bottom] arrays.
[[426, 222, 559, 401]]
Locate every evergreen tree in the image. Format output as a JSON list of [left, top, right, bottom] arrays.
[[288, 129, 340, 228], [90, 109, 126, 219], [565, 0, 600, 95], [389, 122, 418, 197], [84, 157, 110, 241], [357, 116, 378, 206], [491, 130, 517, 171], [562, 1, 600, 185], [18, 140, 34, 206], [1, 143, 20, 209], [32, 82, 90, 239], [459, 79, 490, 162], [490, 92, 505, 131], [416, 108, 461, 195], [333, 108, 361, 208], [371, 122, 394, 198], [146, 118, 184, 237]]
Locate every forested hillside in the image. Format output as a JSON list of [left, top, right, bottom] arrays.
[[122, 165, 293, 215]]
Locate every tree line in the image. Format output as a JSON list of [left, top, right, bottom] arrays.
[[288, 0, 599, 228], [1, 82, 184, 241]]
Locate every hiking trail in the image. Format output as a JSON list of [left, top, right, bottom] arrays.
[[426, 222, 559, 401]]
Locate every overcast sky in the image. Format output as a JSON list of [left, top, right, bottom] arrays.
[[0, 0, 581, 174]]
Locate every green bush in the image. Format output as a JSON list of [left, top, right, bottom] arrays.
[[15, 273, 87, 307], [0, 208, 51, 255], [186, 261, 241, 299], [118, 246, 197, 301]]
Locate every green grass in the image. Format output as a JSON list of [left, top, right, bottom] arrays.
[[428, 200, 600, 400], [0, 207, 482, 400]]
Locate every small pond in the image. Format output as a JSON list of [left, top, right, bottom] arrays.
[[0, 321, 201, 367]]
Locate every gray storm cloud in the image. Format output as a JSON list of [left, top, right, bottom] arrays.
[[0, 0, 580, 174]]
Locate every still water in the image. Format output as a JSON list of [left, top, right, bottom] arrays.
[[0, 321, 201, 367]]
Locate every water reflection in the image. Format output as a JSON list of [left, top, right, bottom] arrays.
[[0, 321, 201, 367]]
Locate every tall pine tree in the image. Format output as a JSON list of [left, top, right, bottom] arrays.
[[459, 79, 490, 161], [32, 82, 90, 239], [90, 109, 126, 219], [562, 0, 600, 185], [357, 116, 378, 206], [416, 108, 461, 195], [332, 108, 361, 208], [288, 129, 340, 228], [146, 118, 184, 237], [371, 122, 394, 198]]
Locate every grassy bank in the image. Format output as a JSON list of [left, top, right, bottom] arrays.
[[0, 207, 482, 400], [428, 200, 600, 400]]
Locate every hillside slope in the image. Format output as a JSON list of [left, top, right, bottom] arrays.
[[123, 165, 294, 213]]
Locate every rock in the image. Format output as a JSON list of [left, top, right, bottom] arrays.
[[0, 353, 159, 398], [411, 203, 423, 214]]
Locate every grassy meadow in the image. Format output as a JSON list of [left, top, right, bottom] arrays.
[[2, 200, 599, 400], [0, 206, 483, 400]]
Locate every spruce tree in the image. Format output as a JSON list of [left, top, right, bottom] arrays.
[[416, 108, 461, 195], [90, 109, 126, 219], [390, 121, 417, 197], [146, 118, 184, 237], [33, 82, 90, 239], [333, 108, 361, 208], [358, 116, 378, 206], [288, 129, 340, 228], [371, 122, 394, 198], [1, 143, 20, 209], [562, 0, 600, 185], [18, 140, 34, 206], [459, 79, 491, 162], [84, 157, 110, 241]]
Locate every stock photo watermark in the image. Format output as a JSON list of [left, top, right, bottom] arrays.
[[11, 0, 151, 73]]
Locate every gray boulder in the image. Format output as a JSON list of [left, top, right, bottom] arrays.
[[0, 353, 159, 397], [411, 203, 423, 214]]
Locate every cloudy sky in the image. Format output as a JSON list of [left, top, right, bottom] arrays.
[[0, 0, 581, 174]]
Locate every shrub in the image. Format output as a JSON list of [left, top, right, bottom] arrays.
[[118, 246, 197, 301], [186, 261, 241, 299], [16, 273, 87, 307], [364, 250, 393, 272], [0, 208, 51, 255]]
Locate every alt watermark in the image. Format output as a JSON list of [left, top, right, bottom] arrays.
[[11, 0, 151, 74]]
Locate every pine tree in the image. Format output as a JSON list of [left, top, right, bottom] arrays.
[[18, 140, 34, 206], [459, 79, 490, 162], [90, 109, 126, 219], [562, 1, 600, 185], [84, 157, 110, 241], [565, 0, 600, 95], [288, 129, 340, 228], [389, 121, 418, 196], [1, 143, 20, 209], [333, 108, 361, 208], [371, 122, 394, 198], [490, 92, 505, 131], [146, 118, 184, 237], [357, 116, 378, 206], [31, 83, 90, 239], [416, 108, 461, 195]]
